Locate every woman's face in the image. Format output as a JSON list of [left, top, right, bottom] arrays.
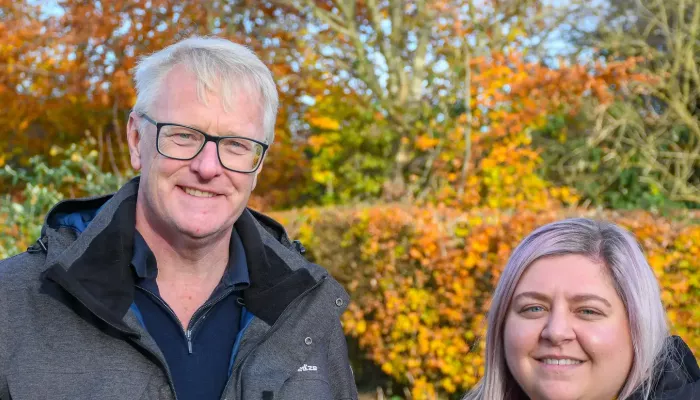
[[503, 254, 634, 400]]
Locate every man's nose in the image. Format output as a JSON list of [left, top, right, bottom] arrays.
[[189, 142, 222, 179]]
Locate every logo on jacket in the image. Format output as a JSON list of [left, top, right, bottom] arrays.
[[297, 364, 318, 372]]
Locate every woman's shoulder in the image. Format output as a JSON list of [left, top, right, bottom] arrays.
[[633, 336, 700, 399]]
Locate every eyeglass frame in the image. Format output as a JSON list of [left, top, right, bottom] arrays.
[[138, 113, 269, 174]]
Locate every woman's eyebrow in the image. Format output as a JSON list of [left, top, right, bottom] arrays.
[[569, 294, 612, 308], [512, 291, 612, 308], [513, 291, 550, 303]]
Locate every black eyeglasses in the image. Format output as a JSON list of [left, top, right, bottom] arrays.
[[139, 113, 268, 173]]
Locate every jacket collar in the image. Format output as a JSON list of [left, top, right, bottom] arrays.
[[40, 177, 320, 334], [235, 209, 320, 324], [42, 179, 140, 333], [630, 335, 700, 399]]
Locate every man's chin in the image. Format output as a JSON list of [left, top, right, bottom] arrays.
[[166, 207, 242, 241], [173, 219, 230, 240]]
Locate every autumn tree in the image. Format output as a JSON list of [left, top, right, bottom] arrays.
[[2, 0, 666, 210], [540, 0, 700, 208], [0, 1, 314, 208], [0, 0, 68, 163], [284, 0, 535, 198], [281, 0, 643, 209]]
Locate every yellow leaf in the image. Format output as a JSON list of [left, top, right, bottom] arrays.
[[308, 116, 340, 131], [356, 320, 367, 334], [415, 135, 440, 151], [307, 135, 327, 152]]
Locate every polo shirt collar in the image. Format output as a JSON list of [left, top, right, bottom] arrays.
[[131, 228, 250, 291]]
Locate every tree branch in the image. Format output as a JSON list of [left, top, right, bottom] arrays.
[[304, 1, 357, 39], [411, 0, 430, 102], [458, 44, 473, 197]]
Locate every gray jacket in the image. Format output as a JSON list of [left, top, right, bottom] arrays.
[[0, 178, 357, 400]]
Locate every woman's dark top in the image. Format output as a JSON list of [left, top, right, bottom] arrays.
[[630, 336, 700, 399]]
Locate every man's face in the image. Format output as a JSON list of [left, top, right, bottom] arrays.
[[127, 64, 265, 241]]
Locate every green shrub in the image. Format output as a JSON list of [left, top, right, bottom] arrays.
[[0, 138, 127, 258]]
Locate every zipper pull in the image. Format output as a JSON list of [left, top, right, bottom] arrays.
[[187, 330, 193, 354], [27, 237, 48, 253], [292, 240, 306, 255]]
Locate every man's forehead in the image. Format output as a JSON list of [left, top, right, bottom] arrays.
[[151, 65, 264, 138], [167, 63, 261, 102]]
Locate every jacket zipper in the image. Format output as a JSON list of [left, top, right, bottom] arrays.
[[222, 275, 328, 400], [136, 285, 236, 354]]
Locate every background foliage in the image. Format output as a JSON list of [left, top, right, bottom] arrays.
[[277, 205, 700, 398], [1, 0, 698, 398], [0, 138, 125, 258]]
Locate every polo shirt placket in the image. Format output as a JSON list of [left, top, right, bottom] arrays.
[[131, 229, 250, 400]]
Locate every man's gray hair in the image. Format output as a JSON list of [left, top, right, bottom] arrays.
[[132, 36, 279, 144], [464, 218, 669, 400]]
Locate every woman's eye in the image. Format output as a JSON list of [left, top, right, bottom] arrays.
[[522, 305, 545, 313], [578, 308, 601, 316]]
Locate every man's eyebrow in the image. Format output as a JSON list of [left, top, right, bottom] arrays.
[[512, 291, 612, 308], [186, 123, 245, 137]]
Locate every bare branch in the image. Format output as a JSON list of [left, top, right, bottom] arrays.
[[411, 0, 430, 102], [303, 1, 357, 39], [458, 44, 473, 197]]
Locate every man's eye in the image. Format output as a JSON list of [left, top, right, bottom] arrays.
[[227, 140, 250, 151]]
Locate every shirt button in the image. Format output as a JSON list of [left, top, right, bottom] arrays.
[[335, 298, 344, 307], [305, 337, 313, 345]]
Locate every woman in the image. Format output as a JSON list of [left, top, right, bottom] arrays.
[[463, 218, 700, 400]]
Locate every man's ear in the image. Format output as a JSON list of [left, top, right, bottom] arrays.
[[126, 113, 143, 171]]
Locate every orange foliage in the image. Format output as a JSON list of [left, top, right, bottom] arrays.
[[423, 51, 646, 210], [251, 106, 313, 210], [0, 1, 312, 209]]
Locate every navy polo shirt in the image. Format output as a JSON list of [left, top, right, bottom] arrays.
[[131, 229, 250, 400]]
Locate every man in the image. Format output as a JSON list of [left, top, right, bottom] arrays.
[[0, 36, 357, 400]]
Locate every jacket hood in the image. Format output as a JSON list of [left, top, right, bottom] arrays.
[[36, 177, 340, 333], [630, 335, 700, 399]]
